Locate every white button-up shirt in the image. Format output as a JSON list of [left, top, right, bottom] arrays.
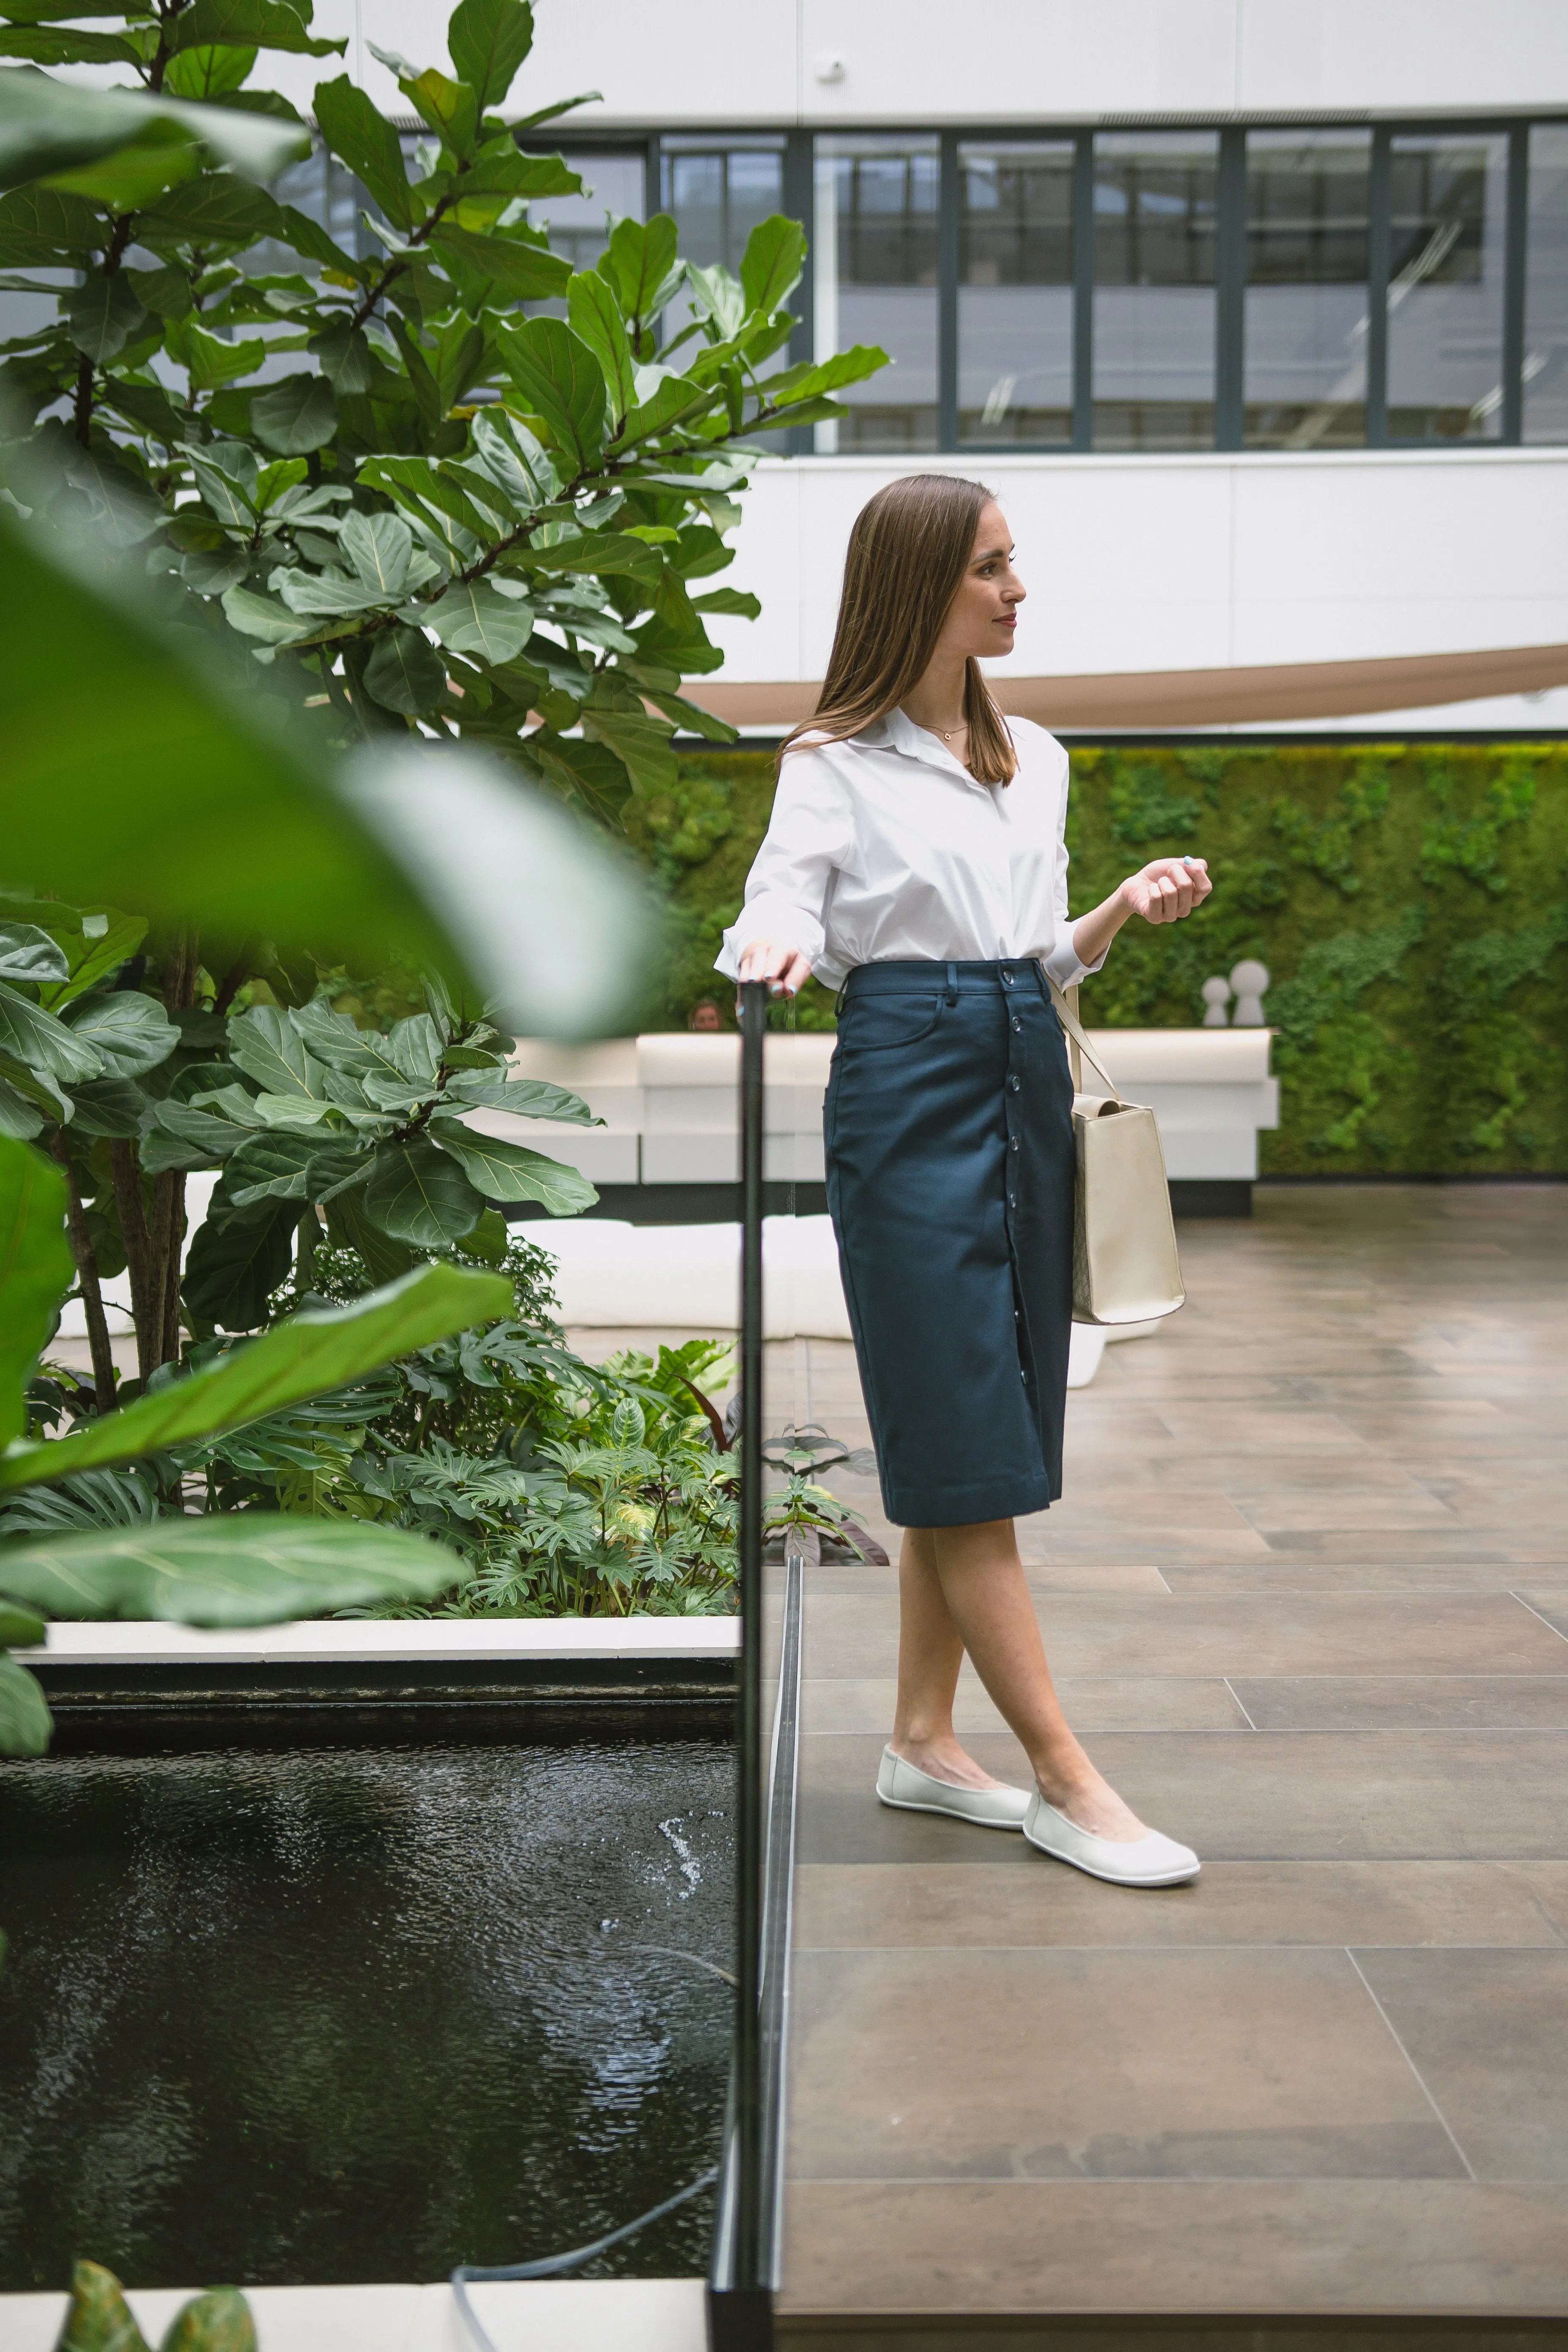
[[715, 707, 1105, 991]]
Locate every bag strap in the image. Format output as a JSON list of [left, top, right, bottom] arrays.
[[1045, 974, 1123, 1104]]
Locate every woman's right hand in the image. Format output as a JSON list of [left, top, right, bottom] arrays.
[[738, 939, 813, 998]]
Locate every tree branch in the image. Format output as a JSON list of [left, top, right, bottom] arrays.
[[49, 1130, 117, 1415]]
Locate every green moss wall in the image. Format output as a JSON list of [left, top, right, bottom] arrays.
[[624, 742, 1568, 1176]]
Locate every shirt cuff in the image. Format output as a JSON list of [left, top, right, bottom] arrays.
[[1042, 930, 1108, 992], [714, 898, 827, 981]]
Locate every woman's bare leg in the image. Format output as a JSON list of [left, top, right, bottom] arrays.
[[891, 1517, 1149, 1839]]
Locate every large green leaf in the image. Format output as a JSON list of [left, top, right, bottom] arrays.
[[226, 1004, 330, 1100], [0, 26, 137, 65], [443, 1070, 592, 1121], [0, 1261, 509, 1490], [0, 1516, 463, 1625], [137, 171, 284, 248], [423, 582, 533, 664], [172, 0, 346, 56], [428, 1117, 596, 1212], [324, 1186, 417, 1286], [35, 904, 148, 1010], [312, 73, 415, 229], [180, 1195, 297, 1329], [430, 223, 569, 302], [739, 213, 806, 316], [580, 703, 679, 794], [224, 1127, 364, 1207], [0, 1137, 74, 1451], [493, 316, 607, 472], [63, 269, 147, 363], [64, 1076, 147, 1138], [0, 980, 103, 1083], [363, 1138, 484, 1247], [63, 990, 180, 1078], [0, 922, 68, 986], [252, 371, 338, 454], [447, 0, 533, 112], [568, 267, 635, 422], [0, 512, 652, 1038], [595, 212, 681, 327], [0, 1654, 52, 1758], [142, 1100, 248, 1172], [364, 623, 448, 716]]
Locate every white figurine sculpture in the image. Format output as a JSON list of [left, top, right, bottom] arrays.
[[1229, 959, 1270, 1026], [1200, 976, 1232, 1028]]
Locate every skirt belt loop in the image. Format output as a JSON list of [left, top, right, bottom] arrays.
[[945, 961, 959, 1006]]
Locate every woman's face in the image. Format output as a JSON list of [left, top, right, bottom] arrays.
[[936, 500, 1025, 663]]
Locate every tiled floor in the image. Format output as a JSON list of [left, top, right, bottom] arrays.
[[779, 1184, 1568, 2324]]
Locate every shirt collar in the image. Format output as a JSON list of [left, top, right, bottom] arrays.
[[877, 703, 983, 786]]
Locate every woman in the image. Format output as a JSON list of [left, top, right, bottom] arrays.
[[717, 474, 1212, 1890]]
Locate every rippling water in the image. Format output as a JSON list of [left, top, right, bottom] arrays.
[[0, 1734, 734, 2290]]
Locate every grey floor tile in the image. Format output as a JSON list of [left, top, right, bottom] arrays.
[[787, 1947, 1462, 2183], [1230, 1678, 1568, 1730], [798, 1729, 1568, 1862], [1355, 1949, 1568, 2181], [779, 2179, 1568, 2314], [791, 1860, 1568, 1953]]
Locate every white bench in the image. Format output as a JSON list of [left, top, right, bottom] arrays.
[[474, 1026, 1278, 1212]]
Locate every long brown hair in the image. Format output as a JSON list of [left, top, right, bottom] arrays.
[[779, 472, 1017, 786]]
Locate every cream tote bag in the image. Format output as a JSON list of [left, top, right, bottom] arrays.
[[1048, 980, 1186, 1328]]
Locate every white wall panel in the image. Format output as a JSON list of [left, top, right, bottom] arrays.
[[1237, 0, 1568, 117], [705, 451, 1568, 695], [795, 0, 1240, 125], [294, 0, 1564, 125]]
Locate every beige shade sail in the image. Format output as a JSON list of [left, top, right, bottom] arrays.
[[683, 641, 1568, 732]]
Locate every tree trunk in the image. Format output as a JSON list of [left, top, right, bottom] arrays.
[[109, 1137, 158, 1384], [50, 1130, 117, 1414]]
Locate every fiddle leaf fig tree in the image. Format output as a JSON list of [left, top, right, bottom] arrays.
[[0, 0, 885, 1379], [0, 0, 885, 811]]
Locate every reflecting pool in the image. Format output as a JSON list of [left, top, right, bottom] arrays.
[[0, 1733, 733, 2289]]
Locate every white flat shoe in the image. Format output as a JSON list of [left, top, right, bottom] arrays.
[[876, 1745, 1031, 1831], [1023, 1791, 1200, 1886]]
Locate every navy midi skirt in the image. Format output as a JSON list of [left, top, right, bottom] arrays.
[[823, 958, 1076, 1529]]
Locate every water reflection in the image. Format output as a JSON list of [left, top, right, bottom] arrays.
[[0, 1739, 732, 2290]]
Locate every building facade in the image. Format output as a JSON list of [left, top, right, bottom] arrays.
[[188, 4, 1568, 729]]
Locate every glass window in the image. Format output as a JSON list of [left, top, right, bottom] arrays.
[[662, 137, 786, 347], [1524, 124, 1568, 444], [523, 149, 646, 276], [814, 135, 939, 453], [1244, 130, 1371, 448], [662, 138, 785, 272], [958, 140, 1073, 446], [1092, 130, 1218, 449], [1387, 132, 1507, 441]]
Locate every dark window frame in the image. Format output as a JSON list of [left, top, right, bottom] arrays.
[[527, 117, 1568, 452]]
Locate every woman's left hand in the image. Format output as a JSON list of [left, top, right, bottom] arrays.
[[1119, 857, 1212, 925]]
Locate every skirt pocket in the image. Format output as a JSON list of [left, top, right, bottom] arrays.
[[837, 991, 946, 1054]]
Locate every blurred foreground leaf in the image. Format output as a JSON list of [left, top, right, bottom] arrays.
[[0, 1515, 461, 1624], [0, 1258, 511, 1489], [0, 513, 652, 1036]]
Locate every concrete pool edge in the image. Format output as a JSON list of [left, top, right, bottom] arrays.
[[18, 1615, 740, 1715], [0, 2276, 707, 2351]]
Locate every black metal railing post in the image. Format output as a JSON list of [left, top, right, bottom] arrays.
[[709, 977, 772, 2350]]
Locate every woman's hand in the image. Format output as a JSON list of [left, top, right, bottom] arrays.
[[1071, 856, 1212, 970], [738, 939, 813, 997], [1119, 857, 1212, 925]]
